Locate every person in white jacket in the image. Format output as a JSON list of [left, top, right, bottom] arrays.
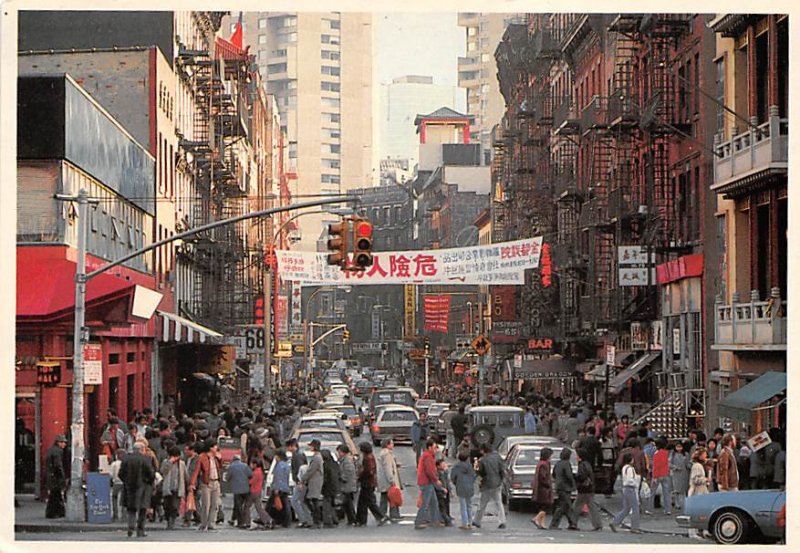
[[609, 452, 641, 534], [377, 438, 402, 521]]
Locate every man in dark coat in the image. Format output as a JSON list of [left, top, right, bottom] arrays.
[[549, 448, 578, 530], [45, 435, 68, 518], [119, 441, 156, 537]]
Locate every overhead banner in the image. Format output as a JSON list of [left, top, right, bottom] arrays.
[[276, 237, 543, 285], [404, 284, 416, 339], [424, 295, 451, 333]]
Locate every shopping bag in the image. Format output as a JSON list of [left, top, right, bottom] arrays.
[[185, 492, 197, 512], [273, 493, 283, 512], [639, 480, 652, 501], [387, 484, 403, 508]]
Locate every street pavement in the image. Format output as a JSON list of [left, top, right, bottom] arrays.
[[15, 429, 701, 543]]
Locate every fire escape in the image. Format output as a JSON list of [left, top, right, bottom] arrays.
[[174, 39, 253, 332]]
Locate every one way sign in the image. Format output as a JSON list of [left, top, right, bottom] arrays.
[[471, 335, 492, 356]]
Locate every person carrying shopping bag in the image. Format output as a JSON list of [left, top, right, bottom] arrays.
[[609, 452, 642, 534]]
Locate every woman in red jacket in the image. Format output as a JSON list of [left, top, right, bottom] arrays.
[[531, 447, 554, 529]]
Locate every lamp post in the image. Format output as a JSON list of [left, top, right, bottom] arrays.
[[55, 193, 357, 520]]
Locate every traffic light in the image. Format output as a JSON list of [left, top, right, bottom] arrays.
[[326, 219, 349, 268], [424, 337, 431, 356], [342, 328, 350, 342], [352, 217, 373, 269]]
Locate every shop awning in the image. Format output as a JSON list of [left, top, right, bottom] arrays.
[[718, 371, 786, 422], [514, 358, 576, 380], [608, 352, 660, 394], [158, 311, 223, 344], [17, 247, 161, 326], [448, 348, 473, 361], [584, 364, 609, 382]]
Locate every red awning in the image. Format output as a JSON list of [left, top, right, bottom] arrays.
[[17, 248, 140, 324], [656, 253, 704, 285]]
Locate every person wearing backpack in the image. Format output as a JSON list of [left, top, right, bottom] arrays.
[[609, 452, 641, 534]]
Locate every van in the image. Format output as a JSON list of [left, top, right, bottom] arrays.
[[467, 406, 525, 449]]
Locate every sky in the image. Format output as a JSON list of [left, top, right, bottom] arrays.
[[375, 13, 465, 89]]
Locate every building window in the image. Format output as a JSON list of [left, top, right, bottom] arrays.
[[321, 34, 332, 44], [109, 353, 120, 365], [259, 18, 267, 29], [329, 144, 341, 154], [267, 63, 287, 74], [259, 34, 267, 44], [321, 81, 341, 92], [329, 113, 341, 123], [468, 27, 477, 36], [283, 16, 296, 27], [321, 65, 341, 76], [287, 32, 297, 43]]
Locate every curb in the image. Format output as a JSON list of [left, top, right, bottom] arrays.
[[598, 506, 688, 537]]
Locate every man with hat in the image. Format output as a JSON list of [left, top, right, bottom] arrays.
[[119, 441, 156, 537], [45, 434, 68, 518]]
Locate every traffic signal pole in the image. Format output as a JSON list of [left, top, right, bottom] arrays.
[[56, 194, 357, 520]]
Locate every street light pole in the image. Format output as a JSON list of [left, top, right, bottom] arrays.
[[59, 189, 98, 521], [58, 194, 356, 520]]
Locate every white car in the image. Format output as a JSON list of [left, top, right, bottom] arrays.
[[329, 384, 350, 397]]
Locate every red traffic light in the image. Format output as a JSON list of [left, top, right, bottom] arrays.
[[356, 221, 373, 238]]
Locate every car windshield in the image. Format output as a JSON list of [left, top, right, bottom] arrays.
[[381, 410, 417, 422], [336, 407, 357, 416], [298, 432, 344, 445], [373, 392, 413, 406], [300, 419, 339, 428]]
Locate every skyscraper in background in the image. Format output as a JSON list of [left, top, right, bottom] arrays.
[[457, 13, 519, 165], [379, 75, 462, 170], [226, 11, 374, 249]]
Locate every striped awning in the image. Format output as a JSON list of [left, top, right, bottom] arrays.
[[158, 311, 223, 344]]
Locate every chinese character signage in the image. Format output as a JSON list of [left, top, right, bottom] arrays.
[[404, 284, 416, 339], [618, 246, 653, 265], [36, 362, 61, 386], [290, 281, 302, 328], [275, 237, 543, 285], [619, 267, 657, 287]]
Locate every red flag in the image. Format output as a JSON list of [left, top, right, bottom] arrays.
[[230, 13, 243, 49]]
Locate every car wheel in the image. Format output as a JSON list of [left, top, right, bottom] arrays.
[[711, 509, 753, 545], [471, 425, 495, 449]]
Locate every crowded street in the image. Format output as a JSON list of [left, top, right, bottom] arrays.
[[11, 7, 788, 549]]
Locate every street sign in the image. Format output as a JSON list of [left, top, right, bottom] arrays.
[[233, 336, 247, 360], [293, 345, 305, 354], [276, 342, 293, 358], [84, 343, 103, 385], [606, 345, 616, 366], [471, 335, 491, 356]]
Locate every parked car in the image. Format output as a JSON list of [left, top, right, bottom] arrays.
[[497, 434, 562, 461], [467, 406, 525, 449], [501, 443, 578, 510], [677, 490, 786, 544], [371, 404, 419, 446], [332, 404, 363, 437], [415, 399, 434, 415]]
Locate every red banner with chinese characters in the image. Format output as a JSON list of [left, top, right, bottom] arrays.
[[540, 243, 552, 287], [424, 295, 451, 333]]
